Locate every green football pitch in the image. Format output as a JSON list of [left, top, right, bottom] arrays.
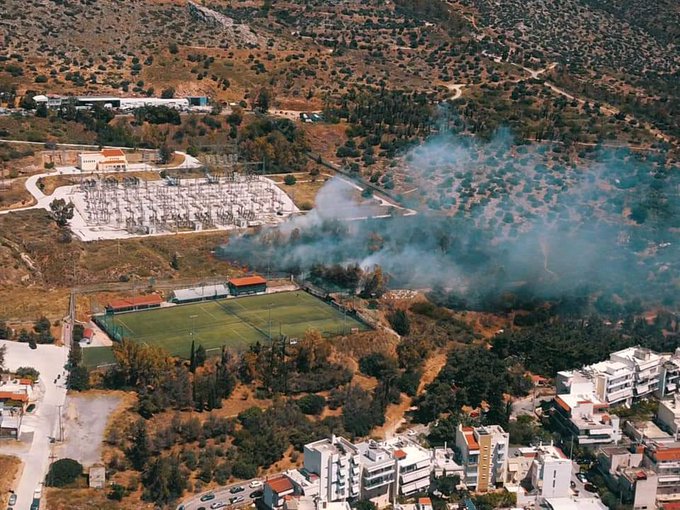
[[94, 290, 367, 361]]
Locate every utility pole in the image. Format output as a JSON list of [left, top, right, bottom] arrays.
[[190, 314, 198, 341]]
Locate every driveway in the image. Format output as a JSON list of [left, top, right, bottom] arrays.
[[0, 340, 69, 510]]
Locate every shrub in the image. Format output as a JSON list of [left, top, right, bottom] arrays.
[[108, 483, 125, 501], [15, 366, 40, 381], [46, 458, 83, 487], [284, 174, 297, 186], [297, 394, 326, 415]]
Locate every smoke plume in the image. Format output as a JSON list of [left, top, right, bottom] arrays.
[[219, 130, 680, 310]]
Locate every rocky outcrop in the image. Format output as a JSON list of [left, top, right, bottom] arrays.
[[187, 1, 260, 46]]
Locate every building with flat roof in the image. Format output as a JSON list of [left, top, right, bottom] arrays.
[[355, 441, 396, 507], [455, 424, 509, 492], [642, 441, 680, 499], [304, 436, 361, 503], [597, 445, 657, 510], [89, 464, 106, 489], [543, 496, 608, 510], [552, 379, 622, 445], [228, 275, 267, 296], [557, 346, 677, 407], [658, 394, 680, 441], [507, 443, 572, 506], [78, 148, 128, 172], [170, 284, 230, 304]]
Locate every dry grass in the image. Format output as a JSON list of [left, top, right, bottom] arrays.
[[270, 172, 331, 209], [0, 455, 21, 507], [0, 177, 36, 210], [46, 487, 155, 510]]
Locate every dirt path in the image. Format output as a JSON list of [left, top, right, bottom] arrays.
[[374, 351, 448, 439]]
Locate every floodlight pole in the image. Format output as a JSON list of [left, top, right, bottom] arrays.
[[190, 314, 198, 340], [268, 304, 272, 341]]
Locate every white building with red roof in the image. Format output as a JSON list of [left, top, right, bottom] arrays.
[[77, 148, 128, 172]]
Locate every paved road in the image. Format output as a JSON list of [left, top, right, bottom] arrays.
[[0, 151, 201, 217], [510, 391, 554, 419], [179, 479, 263, 510], [0, 340, 69, 510], [571, 462, 599, 497]]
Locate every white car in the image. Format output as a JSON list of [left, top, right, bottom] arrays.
[[211, 502, 228, 509], [249, 480, 263, 489]]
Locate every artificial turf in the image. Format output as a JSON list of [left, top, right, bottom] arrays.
[[94, 290, 367, 360]]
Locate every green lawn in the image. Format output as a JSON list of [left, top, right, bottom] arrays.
[[82, 345, 116, 368], [95, 290, 367, 359]]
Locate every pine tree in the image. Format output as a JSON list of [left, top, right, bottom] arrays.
[[189, 340, 196, 373], [127, 419, 151, 470], [195, 344, 206, 368]]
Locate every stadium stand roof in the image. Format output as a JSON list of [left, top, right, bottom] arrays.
[[172, 284, 230, 302], [106, 295, 163, 310], [228, 276, 267, 287]]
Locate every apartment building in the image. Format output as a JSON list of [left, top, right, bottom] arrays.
[[530, 444, 573, 500], [355, 441, 396, 507], [455, 424, 509, 492], [507, 443, 572, 506], [597, 446, 658, 510], [304, 436, 362, 502], [389, 444, 433, 496], [642, 441, 680, 499], [659, 354, 680, 399], [611, 347, 663, 399], [658, 395, 680, 441], [558, 346, 677, 407], [552, 377, 622, 445]]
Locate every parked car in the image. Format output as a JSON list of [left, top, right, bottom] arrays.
[[230, 495, 245, 504], [230, 486, 245, 494], [8, 495, 16, 506], [584, 483, 598, 493], [249, 480, 263, 489], [201, 493, 216, 502], [211, 502, 227, 509], [250, 490, 264, 499], [576, 472, 587, 483]]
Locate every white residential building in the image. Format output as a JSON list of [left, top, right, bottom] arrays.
[[642, 441, 680, 499], [597, 446, 658, 510], [610, 347, 662, 399], [455, 424, 509, 492], [298, 435, 462, 509], [507, 444, 572, 506], [386, 442, 433, 496], [529, 444, 572, 500], [552, 378, 622, 445], [557, 346, 676, 407], [355, 441, 396, 507], [657, 394, 680, 441], [658, 351, 680, 399], [304, 436, 361, 502]]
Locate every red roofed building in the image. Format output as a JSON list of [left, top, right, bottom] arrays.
[[228, 275, 267, 296], [455, 424, 509, 493], [105, 294, 163, 314], [78, 148, 128, 171], [417, 498, 433, 510], [264, 475, 295, 509]]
